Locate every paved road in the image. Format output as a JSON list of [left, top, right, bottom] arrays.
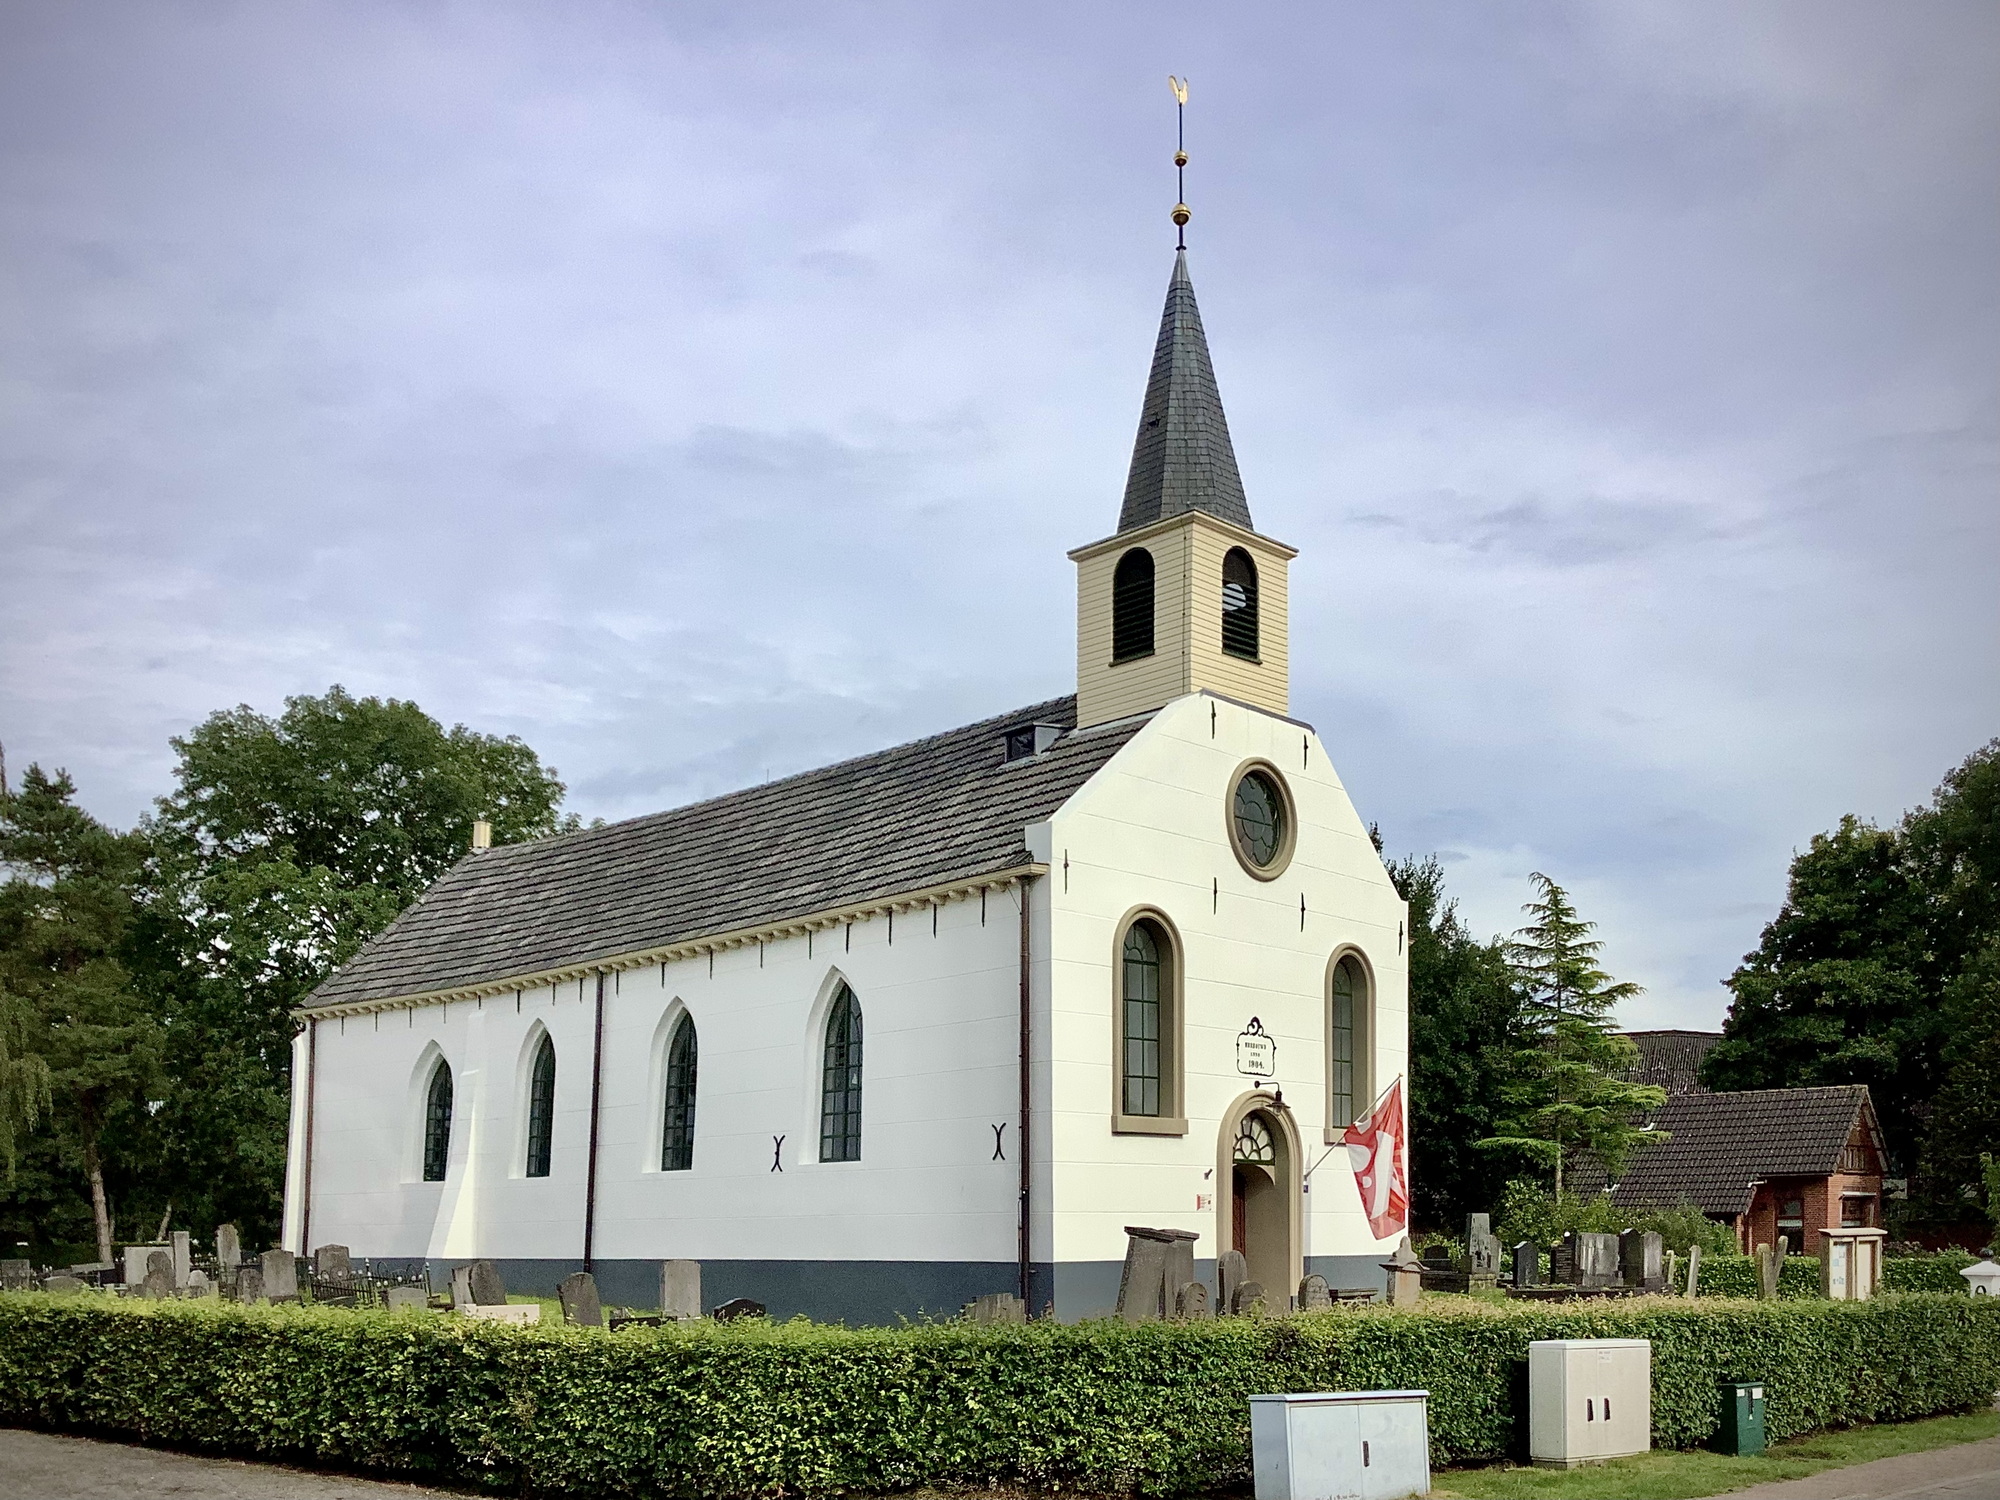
[[1712, 1435, 2000, 1500], [0, 1428, 458, 1499]]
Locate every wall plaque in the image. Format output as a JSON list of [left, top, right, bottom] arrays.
[[1235, 1017, 1277, 1079]]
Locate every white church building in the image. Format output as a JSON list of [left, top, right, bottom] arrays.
[[284, 248, 1410, 1322]]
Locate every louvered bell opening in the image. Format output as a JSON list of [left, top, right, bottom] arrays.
[[1112, 547, 1156, 662], [1221, 547, 1259, 660]]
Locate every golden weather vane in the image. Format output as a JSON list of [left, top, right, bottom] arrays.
[[1167, 75, 1191, 248]]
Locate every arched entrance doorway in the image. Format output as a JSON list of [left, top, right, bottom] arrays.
[[1217, 1091, 1301, 1306]]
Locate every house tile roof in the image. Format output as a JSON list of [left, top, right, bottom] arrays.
[[1622, 1029, 1721, 1097], [1609, 1085, 1878, 1218], [306, 694, 1146, 1010]]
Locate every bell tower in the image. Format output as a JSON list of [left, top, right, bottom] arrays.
[[1071, 247, 1296, 729]]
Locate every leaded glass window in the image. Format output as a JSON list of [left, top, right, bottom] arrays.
[[422, 1060, 452, 1182], [1122, 922, 1163, 1117], [820, 985, 863, 1162], [1233, 771, 1285, 868], [1233, 1113, 1275, 1166], [1330, 957, 1358, 1126], [1221, 547, 1259, 659], [525, 1034, 556, 1178], [661, 1015, 697, 1172]]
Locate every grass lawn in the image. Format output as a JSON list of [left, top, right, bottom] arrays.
[[1432, 1410, 1999, 1499]]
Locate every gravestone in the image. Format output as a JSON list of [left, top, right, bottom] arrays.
[[1511, 1241, 1540, 1289], [1549, 1233, 1576, 1285], [385, 1286, 427, 1313], [963, 1292, 1026, 1324], [1232, 1280, 1266, 1316], [660, 1260, 701, 1320], [214, 1223, 241, 1271], [234, 1265, 266, 1304], [1420, 1244, 1454, 1270], [1685, 1245, 1704, 1299], [1463, 1213, 1502, 1292], [142, 1250, 174, 1299], [1381, 1237, 1423, 1308], [1756, 1240, 1787, 1300], [1576, 1232, 1621, 1288], [1665, 1250, 1678, 1294], [468, 1259, 507, 1306], [1620, 1229, 1664, 1291], [1115, 1226, 1198, 1323], [0, 1259, 31, 1291], [711, 1297, 765, 1322], [1175, 1281, 1210, 1318], [122, 1244, 167, 1288], [187, 1270, 213, 1299], [314, 1244, 353, 1284], [44, 1273, 85, 1295], [1216, 1249, 1248, 1317], [1297, 1273, 1333, 1311], [169, 1230, 192, 1289], [260, 1248, 298, 1302], [558, 1271, 603, 1327], [450, 1265, 476, 1311]]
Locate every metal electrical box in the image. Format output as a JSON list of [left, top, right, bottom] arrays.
[[1528, 1339, 1651, 1469], [1250, 1390, 1432, 1500], [1716, 1380, 1767, 1456]]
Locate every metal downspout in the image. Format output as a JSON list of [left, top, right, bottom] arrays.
[[583, 971, 607, 1271], [1018, 873, 1035, 1308]]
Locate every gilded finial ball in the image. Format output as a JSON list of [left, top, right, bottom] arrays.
[[1174, 150, 1188, 167], [1171, 202, 1191, 227]]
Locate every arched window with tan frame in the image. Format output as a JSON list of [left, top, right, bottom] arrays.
[[1113, 911, 1185, 1133], [1327, 951, 1375, 1134]]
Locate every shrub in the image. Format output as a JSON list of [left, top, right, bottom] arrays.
[[1885, 1248, 1978, 1293], [2, 1291, 1996, 1497], [1494, 1179, 1738, 1258]]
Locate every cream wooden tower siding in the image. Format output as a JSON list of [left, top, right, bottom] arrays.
[[283, 250, 1409, 1322]]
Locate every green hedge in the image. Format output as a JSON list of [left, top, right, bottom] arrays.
[[2, 1293, 1996, 1497], [1672, 1250, 1978, 1298]]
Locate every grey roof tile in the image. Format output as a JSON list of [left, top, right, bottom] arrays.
[[1608, 1085, 1876, 1217], [307, 695, 1146, 1009], [1118, 249, 1253, 534]]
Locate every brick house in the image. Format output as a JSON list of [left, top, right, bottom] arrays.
[[1609, 1085, 1886, 1254]]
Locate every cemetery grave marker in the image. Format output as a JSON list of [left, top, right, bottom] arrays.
[[712, 1297, 766, 1322], [661, 1260, 701, 1320], [559, 1271, 604, 1327], [260, 1248, 298, 1302]]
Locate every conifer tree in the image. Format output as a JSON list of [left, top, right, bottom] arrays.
[[1480, 873, 1666, 1193]]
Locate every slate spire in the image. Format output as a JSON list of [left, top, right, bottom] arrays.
[[1117, 249, 1252, 534]]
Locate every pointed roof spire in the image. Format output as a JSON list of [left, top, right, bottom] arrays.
[[1118, 249, 1252, 533]]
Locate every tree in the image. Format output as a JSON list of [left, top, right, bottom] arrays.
[[136, 686, 575, 1243], [1390, 853, 1530, 1228], [0, 766, 160, 1260], [1480, 873, 1665, 1193]]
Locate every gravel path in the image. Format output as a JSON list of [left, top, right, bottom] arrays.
[[0, 1427, 460, 1499], [1705, 1434, 2000, 1499]]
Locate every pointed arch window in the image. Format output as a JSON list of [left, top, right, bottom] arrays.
[[1222, 547, 1259, 659], [819, 985, 863, 1163], [1329, 954, 1372, 1130], [422, 1059, 453, 1182], [661, 1015, 697, 1172], [1112, 548, 1156, 662], [525, 1033, 556, 1178]]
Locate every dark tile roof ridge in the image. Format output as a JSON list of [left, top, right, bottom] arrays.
[[1690, 1084, 1869, 1102], [1623, 1028, 1724, 1038]]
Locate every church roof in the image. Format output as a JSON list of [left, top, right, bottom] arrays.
[[304, 695, 1146, 1010], [1118, 249, 1253, 534], [1607, 1085, 1880, 1217]]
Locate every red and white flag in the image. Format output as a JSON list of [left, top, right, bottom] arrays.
[[1342, 1077, 1409, 1241]]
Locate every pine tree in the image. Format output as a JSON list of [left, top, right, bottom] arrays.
[[1480, 873, 1666, 1193]]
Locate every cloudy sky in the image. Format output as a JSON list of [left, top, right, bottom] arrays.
[[2, 2, 1994, 1028]]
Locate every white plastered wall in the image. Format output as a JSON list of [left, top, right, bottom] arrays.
[[1039, 691, 1409, 1271]]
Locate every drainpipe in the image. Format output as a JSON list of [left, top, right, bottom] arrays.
[[583, 971, 607, 1271], [299, 1015, 319, 1255], [1018, 874, 1035, 1308]]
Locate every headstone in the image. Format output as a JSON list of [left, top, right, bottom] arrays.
[[1511, 1241, 1540, 1289], [1176, 1281, 1210, 1319], [1217, 1249, 1249, 1316], [558, 1271, 603, 1327], [169, 1230, 192, 1289], [1756, 1239, 1787, 1300], [122, 1244, 167, 1288], [142, 1250, 174, 1299], [467, 1259, 507, 1306], [1297, 1273, 1333, 1311], [0, 1259, 31, 1291], [1232, 1280, 1266, 1317], [259, 1248, 298, 1302], [660, 1260, 702, 1320], [1381, 1237, 1423, 1307], [314, 1244, 353, 1284], [963, 1292, 1027, 1324], [214, 1223, 241, 1271], [234, 1265, 266, 1304], [1619, 1229, 1664, 1290], [1115, 1226, 1199, 1324], [450, 1265, 476, 1311], [385, 1286, 427, 1313], [711, 1297, 765, 1322], [1465, 1214, 1501, 1274], [1576, 1232, 1621, 1288], [1549, 1233, 1577, 1285], [43, 1273, 85, 1295], [463, 1303, 540, 1324], [187, 1269, 213, 1299], [1420, 1244, 1454, 1270], [1665, 1250, 1678, 1294]]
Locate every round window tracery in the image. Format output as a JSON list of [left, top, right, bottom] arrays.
[[1233, 770, 1286, 868], [1233, 1114, 1276, 1166]]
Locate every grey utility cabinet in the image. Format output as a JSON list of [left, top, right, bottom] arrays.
[[1528, 1338, 1651, 1468], [1249, 1390, 1431, 1500]]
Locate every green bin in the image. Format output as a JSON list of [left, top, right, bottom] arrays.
[[1716, 1379, 1767, 1456]]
